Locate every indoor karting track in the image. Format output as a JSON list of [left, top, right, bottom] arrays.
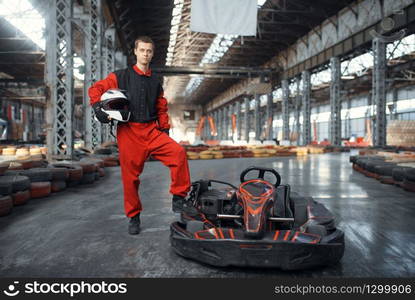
[[1, 152, 414, 277]]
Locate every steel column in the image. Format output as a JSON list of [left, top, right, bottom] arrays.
[[102, 27, 116, 143], [218, 108, 223, 140], [282, 79, 290, 141], [266, 93, 273, 140], [236, 100, 242, 141], [254, 94, 260, 140], [295, 76, 301, 145], [84, 0, 102, 149], [302, 70, 311, 145], [330, 56, 342, 146], [213, 110, 218, 140], [244, 97, 250, 142], [372, 38, 387, 147], [45, 0, 74, 159], [224, 106, 229, 140]]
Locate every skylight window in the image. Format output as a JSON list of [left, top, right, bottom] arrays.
[[182, 0, 267, 95], [0, 0, 45, 50]]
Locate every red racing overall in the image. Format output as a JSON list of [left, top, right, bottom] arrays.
[[88, 65, 191, 218]]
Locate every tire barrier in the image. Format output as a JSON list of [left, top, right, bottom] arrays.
[[0, 175, 31, 193], [30, 182, 51, 199], [103, 159, 119, 167], [20, 168, 52, 183], [78, 162, 97, 174], [80, 172, 95, 185], [0, 153, 109, 217], [402, 179, 415, 192], [80, 158, 105, 168], [98, 168, 105, 177], [352, 155, 415, 192], [392, 167, 412, 185], [0, 178, 13, 196], [404, 168, 415, 182], [12, 190, 30, 206], [51, 180, 67, 193], [48, 167, 69, 181], [51, 163, 83, 182], [67, 180, 81, 188], [0, 162, 9, 175], [0, 195, 13, 216], [94, 148, 112, 155]]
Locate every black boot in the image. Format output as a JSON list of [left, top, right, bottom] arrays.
[[172, 195, 184, 213], [128, 213, 141, 235]]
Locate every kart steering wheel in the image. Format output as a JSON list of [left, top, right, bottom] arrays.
[[240, 166, 281, 187]]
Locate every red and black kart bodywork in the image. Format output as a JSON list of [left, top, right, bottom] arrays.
[[170, 167, 344, 270]]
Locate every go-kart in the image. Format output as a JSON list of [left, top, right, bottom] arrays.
[[170, 167, 345, 270]]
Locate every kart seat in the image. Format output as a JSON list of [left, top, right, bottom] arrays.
[[273, 184, 294, 219]]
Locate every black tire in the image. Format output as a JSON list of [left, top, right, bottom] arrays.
[[12, 190, 30, 206], [98, 168, 105, 177], [94, 172, 100, 181], [51, 180, 67, 193], [80, 158, 104, 168], [81, 172, 95, 184], [365, 161, 378, 172], [31, 160, 48, 168], [373, 163, 397, 176], [67, 180, 81, 188], [20, 168, 52, 182], [3, 170, 22, 177], [0, 175, 31, 193], [0, 178, 13, 196], [306, 224, 327, 237], [349, 155, 358, 163], [51, 163, 83, 182], [48, 167, 69, 181], [94, 148, 112, 155], [186, 220, 205, 233], [392, 167, 412, 182], [404, 168, 415, 182], [0, 195, 13, 216]]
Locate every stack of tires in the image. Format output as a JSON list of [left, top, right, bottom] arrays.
[[80, 158, 105, 181], [350, 155, 415, 192], [0, 161, 32, 216], [402, 168, 415, 192], [51, 163, 83, 187], [19, 168, 53, 199]]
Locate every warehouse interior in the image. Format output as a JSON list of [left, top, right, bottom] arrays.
[[1, 0, 415, 277]]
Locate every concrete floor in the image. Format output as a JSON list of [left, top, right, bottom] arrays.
[[1, 152, 414, 278]]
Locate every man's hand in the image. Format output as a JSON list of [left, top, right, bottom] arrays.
[[92, 102, 111, 123]]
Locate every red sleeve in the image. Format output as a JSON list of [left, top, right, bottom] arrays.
[[88, 73, 118, 105], [156, 91, 170, 130]]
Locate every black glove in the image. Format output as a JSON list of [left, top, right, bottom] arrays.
[[92, 102, 110, 123], [160, 129, 170, 136]]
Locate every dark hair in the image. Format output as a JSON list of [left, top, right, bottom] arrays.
[[134, 36, 155, 49]]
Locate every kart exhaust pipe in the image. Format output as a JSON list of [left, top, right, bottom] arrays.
[[217, 214, 294, 222]]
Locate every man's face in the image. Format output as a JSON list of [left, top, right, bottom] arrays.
[[134, 42, 154, 65]]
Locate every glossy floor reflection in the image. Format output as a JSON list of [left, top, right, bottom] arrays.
[[0, 152, 414, 277]]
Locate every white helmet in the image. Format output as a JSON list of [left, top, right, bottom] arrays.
[[97, 89, 130, 122]]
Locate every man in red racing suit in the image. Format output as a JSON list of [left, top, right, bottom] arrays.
[[88, 36, 191, 235]]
